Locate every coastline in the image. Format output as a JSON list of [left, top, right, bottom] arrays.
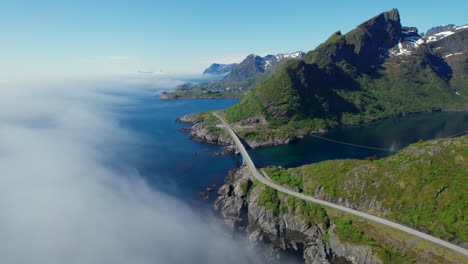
[[213, 164, 467, 264], [177, 108, 468, 150], [159, 92, 244, 101]]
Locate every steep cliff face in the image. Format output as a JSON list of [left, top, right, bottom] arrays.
[[216, 9, 467, 146], [309, 8, 402, 71], [214, 164, 466, 264], [214, 167, 383, 264], [278, 135, 468, 245]]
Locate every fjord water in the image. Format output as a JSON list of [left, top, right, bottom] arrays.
[[114, 90, 467, 201], [251, 111, 468, 168], [111, 92, 240, 201]]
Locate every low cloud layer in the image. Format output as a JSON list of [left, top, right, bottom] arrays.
[[0, 76, 262, 264]]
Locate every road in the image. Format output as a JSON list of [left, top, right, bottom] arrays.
[[212, 112, 468, 256]]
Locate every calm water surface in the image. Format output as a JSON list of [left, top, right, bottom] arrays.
[[112, 91, 467, 200], [111, 92, 240, 201], [251, 111, 468, 168]]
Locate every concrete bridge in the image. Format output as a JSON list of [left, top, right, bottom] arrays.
[[212, 112, 468, 256]]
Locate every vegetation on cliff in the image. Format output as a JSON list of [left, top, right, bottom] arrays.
[[261, 135, 467, 242], [214, 9, 468, 143]]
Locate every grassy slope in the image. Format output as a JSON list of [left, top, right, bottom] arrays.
[[262, 136, 467, 241], [242, 136, 466, 263], [220, 29, 467, 143]]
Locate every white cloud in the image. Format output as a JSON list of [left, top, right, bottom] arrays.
[[0, 77, 264, 264]]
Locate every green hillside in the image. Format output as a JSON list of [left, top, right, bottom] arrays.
[[219, 9, 467, 143], [261, 135, 468, 241]]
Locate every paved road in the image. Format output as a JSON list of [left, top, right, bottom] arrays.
[[213, 112, 468, 256]]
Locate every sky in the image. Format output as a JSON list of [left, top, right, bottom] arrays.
[[0, 0, 467, 77], [0, 2, 466, 263]]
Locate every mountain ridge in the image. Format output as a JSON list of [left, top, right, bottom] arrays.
[[202, 63, 239, 75], [215, 8, 467, 146], [223, 51, 305, 83]]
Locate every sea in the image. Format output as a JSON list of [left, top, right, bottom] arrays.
[[110, 89, 468, 203]]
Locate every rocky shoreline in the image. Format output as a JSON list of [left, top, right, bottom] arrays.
[[214, 167, 382, 264], [213, 167, 466, 264], [177, 113, 467, 263], [176, 109, 467, 150], [176, 113, 234, 146], [176, 113, 304, 149]]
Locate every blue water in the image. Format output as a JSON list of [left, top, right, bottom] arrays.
[[110, 90, 467, 202], [251, 111, 468, 168], [109, 92, 241, 201]]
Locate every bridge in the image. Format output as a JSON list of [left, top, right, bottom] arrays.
[[212, 112, 468, 256]]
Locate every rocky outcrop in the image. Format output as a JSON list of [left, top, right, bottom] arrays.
[[178, 113, 303, 148], [189, 121, 233, 145], [313, 184, 391, 217], [424, 24, 456, 37], [176, 113, 202, 125], [215, 167, 382, 264], [177, 114, 233, 146], [327, 232, 382, 264]]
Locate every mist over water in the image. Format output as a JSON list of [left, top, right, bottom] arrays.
[[0, 76, 465, 264], [0, 77, 263, 264]]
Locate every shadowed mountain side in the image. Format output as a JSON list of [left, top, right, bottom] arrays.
[[212, 8, 467, 146]]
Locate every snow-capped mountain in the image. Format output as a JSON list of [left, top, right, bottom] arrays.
[[263, 51, 305, 71], [223, 51, 305, 83], [387, 24, 467, 58], [423, 24, 456, 37]]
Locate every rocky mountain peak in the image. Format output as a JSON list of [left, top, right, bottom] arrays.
[[424, 24, 456, 37], [223, 52, 305, 83], [357, 8, 402, 49], [306, 9, 404, 71]]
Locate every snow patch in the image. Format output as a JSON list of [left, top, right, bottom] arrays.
[[444, 52, 463, 58], [262, 51, 304, 70], [426, 31, 455, 42], [390, 42, 413, 56], [455, 25, 468, 30]]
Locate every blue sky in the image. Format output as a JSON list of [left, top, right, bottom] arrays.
[[1, 0, 467, 77]]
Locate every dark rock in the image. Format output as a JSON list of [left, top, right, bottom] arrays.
[[214, 167, 382, 264], [176, 114, 202, 125], [213, 149, 235, 156], [425, 24, 456, 37]]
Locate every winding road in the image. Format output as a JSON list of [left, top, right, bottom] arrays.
[[212, 112, 468, 256]]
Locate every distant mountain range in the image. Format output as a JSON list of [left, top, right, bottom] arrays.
[[222, 52, 305, 82], [422, 24, 456, 37], [200, 51, 305, 88], [202, 63, 238, 75], [218, 8, 467, 144]]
